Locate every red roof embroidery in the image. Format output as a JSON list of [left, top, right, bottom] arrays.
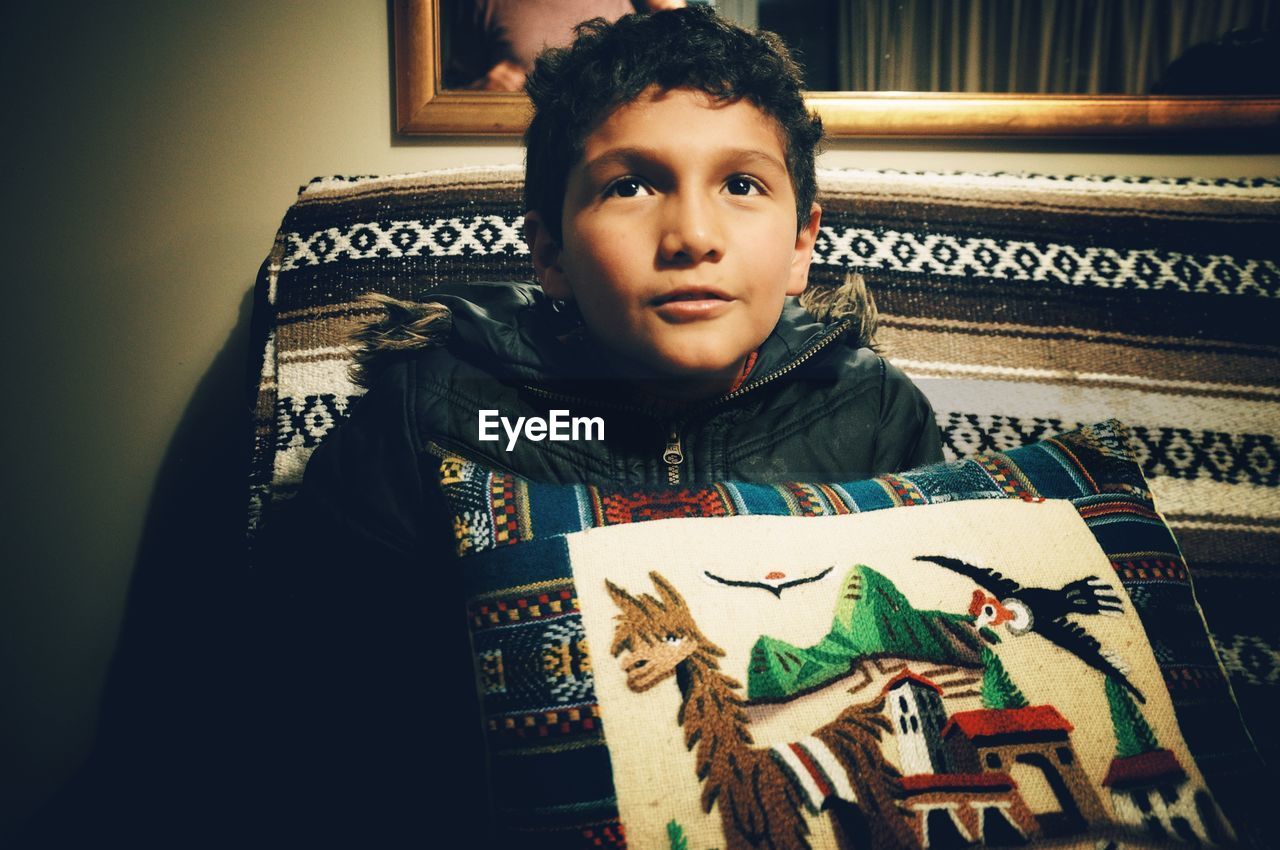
[[902, 772, 1014, 792], [881, 669, 944, 697], [943, 706, 1073, 739], [1101, 749, 1187, 789]]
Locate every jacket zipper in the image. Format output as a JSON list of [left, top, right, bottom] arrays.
[[520, 318, 853, 481], [710, 318, 853, 406], [663, 425, 685, 485]]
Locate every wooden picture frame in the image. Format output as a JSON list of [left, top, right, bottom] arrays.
[[393, 0, 1280, 139]]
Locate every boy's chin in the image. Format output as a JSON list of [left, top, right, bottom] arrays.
[[645, 353, 739, 377]]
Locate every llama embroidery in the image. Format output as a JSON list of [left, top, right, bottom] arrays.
[[606, 572, 919, 850]]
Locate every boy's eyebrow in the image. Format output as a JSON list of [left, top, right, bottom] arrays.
[[581, 146, 788, 178]]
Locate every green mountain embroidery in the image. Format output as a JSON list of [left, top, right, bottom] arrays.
[[747, 565, 991, 701]]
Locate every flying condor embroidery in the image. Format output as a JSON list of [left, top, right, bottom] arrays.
[[915, 554, 1143, 703]]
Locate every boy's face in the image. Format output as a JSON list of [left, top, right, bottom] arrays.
[[525, 86, 822, 398]]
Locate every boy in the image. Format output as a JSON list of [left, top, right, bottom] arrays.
[[265, 6, 941, 844]]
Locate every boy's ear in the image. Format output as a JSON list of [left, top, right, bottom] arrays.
[[786, 203, 823, 296], [522, 212, 573, 300]]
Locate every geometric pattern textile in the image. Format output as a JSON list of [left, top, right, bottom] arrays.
[[436, 420, 1262, 848], [247, 165, 1280, 800]]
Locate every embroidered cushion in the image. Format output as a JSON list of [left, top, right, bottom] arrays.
[[438, 421, 1262, 849]]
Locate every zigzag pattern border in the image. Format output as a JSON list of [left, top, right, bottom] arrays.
[[281, 216, 527, 269], [277, 213, 1279, 298], [812, 226, 1279, 298]]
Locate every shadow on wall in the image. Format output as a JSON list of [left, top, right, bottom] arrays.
[[15, 288, 264, 847]]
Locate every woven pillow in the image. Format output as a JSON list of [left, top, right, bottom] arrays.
[[439, 420, 1261, 849]]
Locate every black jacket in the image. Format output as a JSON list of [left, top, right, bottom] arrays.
[[259, 281, 941, 843], [318, 278, 939, 487]]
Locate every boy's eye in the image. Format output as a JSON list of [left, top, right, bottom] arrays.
[[604, 177, 651, 198], [725, 176, 764, 196]]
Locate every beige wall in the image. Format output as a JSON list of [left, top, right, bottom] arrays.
[[4, 0, 1277, 835]]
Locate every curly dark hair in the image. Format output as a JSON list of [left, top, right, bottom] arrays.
[[523, 6, 824, 245]]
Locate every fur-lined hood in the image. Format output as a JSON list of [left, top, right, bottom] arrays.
[[349, 274, 878, 389]]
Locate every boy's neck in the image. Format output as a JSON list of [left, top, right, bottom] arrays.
[[627, 373, 736, 403], [600, 349, 758, 405]]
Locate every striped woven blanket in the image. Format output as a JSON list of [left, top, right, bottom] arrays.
[[249, 166, 1280, 771]]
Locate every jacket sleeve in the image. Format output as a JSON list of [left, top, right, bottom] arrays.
[[283, 361, 430, 573], [256, 360, 491, 841], [871, 357, 946, 473]]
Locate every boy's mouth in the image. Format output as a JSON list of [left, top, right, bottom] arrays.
[[651, 288, 735, 321], [652, 288, 731, 305]]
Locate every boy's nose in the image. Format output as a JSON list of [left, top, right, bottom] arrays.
[[658, 193, 724, 264]]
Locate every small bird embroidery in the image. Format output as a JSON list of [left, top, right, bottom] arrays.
[[702, 566, 835, 598]]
